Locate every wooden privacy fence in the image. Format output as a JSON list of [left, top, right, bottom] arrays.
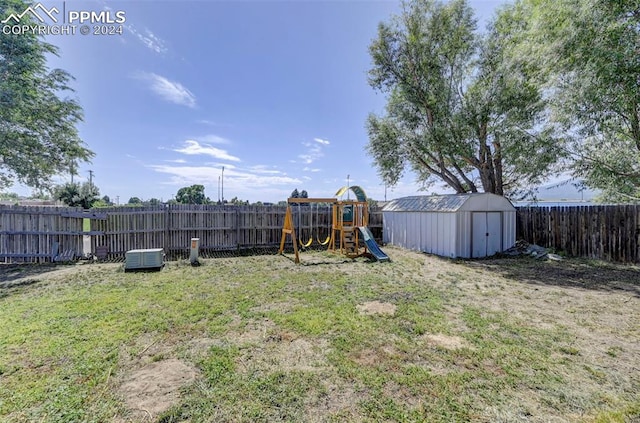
[[0, 204, 384, 262], [4, 204, 639, 263], [0, 206, 100, 262], [516, 205, 640, 263]]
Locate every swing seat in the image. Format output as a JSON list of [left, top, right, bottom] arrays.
[[316, 235, 331, 246], [298, 237, 313, 248]]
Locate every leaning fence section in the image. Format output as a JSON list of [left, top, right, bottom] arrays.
[[516, 205, 640, 263], [0, 206, 86, 263]]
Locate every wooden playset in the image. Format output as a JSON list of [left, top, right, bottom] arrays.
[[278, 186, 389, 264]]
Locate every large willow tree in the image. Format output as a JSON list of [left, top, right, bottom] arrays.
[[497, 0, 640, 202], [366, 0, 562, 198]]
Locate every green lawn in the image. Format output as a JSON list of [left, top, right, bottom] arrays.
[[0, 248, 638, 422]]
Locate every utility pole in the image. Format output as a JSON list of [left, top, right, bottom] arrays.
[[70, 163, 75, 183], [221, 166, 225, 203], [347, 174, 350, 200], [88, 170, 94, 190], [115, 195, 119, 205], [218, 176, 221, 203]]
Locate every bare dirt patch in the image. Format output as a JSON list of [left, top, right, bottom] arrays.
[[119, 358, 198, 421], [421, 333, 470, 350], [356, 301, 396, 316], [351, 339, 408, 368], [304, 380, 369, 422], [225, 317, 278, 345], [238, 336, 330, 374]]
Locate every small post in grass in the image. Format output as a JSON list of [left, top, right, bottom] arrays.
[[190, 238, 200, 266]]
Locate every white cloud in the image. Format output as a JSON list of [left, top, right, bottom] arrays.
[[303, 167, 321, 172], [196, 119, 232, 128], [198, 134, 230, 145], [175, 140, 240, 162], [205, 162, 237, 169], [127, 24, 167, 54], [296, 138, 329, 164], [298, 144, 322, 164], [197, 119, 216, 125], [134, 72, 196, 108], [165, 159, 187, 164], [249, 165, 284, 175], [298, 154, 315, 164], [148, 164, 301, 188]]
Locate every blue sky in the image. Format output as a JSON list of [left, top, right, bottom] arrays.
[[12, 0, 511, 204]]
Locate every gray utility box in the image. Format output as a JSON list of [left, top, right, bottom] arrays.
[[125, 248, 164, 271]]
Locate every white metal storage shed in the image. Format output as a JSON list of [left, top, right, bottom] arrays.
[[382, 193, 516, 258]]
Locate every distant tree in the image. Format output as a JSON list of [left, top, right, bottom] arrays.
[[253, 201, 263, 206], [175, 184, 208, 204], [290, 188, 300, 198], [101, 195, 112, 205], [229, 196, 249, 206], [300, 190, 308, 198], [28, 189, 51, 200], [0, 191, 20, 201], [147, 198, 161, 206], [128, 197, 143, 205], [53, 183, 79, 207], [53, 182, 99, 209], [91, 199, 108, 208], [277, 200, 288, 207], [0, 0, 93, 191]]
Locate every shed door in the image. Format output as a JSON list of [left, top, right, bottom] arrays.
[[471, 212, 502, 258]]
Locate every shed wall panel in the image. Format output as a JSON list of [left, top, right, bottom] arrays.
[[424, 213, 431, 252], [407, 213, 421, 251], [439, 213, 446, 256], [503, 211, 516, 250], [457, 212, 472, 258], [436, 213, 443, 255], [486, 212, 503, 256]]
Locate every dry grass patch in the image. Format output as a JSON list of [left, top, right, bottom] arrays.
[[356, 300, 397, 316], [237, 335, 330, 375], [422, 333, 471, 350]]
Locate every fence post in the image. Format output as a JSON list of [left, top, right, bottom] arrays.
[[164, 204, 170, 256], [236, 207, 241, 251]]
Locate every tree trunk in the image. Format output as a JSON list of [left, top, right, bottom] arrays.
[[477, 122, 498, 194], [492, 136, 504, 196]]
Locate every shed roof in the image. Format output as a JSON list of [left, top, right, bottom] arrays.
[[382, 193, 515, 213]]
